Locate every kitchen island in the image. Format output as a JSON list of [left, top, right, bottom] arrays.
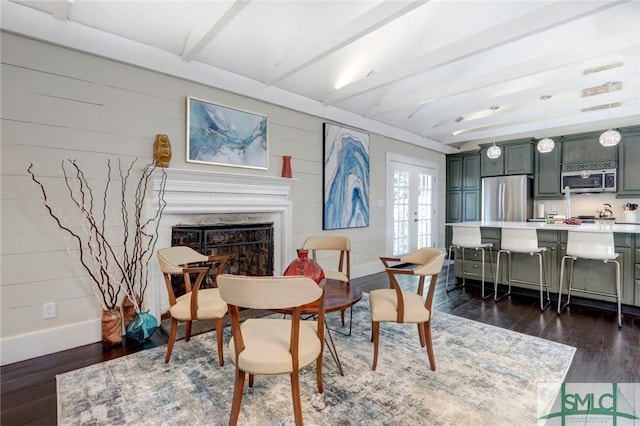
[[445, 221, 640, 310]]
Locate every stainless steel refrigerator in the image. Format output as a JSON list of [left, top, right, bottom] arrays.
[[481, 175, 533, 221]]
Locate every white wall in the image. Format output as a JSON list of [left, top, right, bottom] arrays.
[[0, 33, 446, 365]]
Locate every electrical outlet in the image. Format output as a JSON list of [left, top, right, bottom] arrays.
[[42, 302, 56, 319]]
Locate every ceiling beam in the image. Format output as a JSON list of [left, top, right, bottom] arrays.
[[181, 0, 250, 62], [51, 0, 71, 21], [324, 0, 628, 106], [266, 0, 429, 85]]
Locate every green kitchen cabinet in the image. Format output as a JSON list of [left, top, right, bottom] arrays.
[[561, 131, 618, 168], [617, 127, 640, 198], [446, 152, 480, 249], [534, 140, 563, 199], [481, 141, 534, 176]]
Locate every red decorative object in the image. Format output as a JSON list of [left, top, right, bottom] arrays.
[[283, 249, 325, 284], [281, 155, 292, 178]]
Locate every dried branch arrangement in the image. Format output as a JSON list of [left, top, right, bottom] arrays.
[[27, 159, 167, 312]]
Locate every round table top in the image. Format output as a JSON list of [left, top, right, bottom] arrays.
[[320, 278, 363, 313]]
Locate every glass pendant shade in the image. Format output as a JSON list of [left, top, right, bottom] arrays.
[[537, 137, 555, 153], [487, 143, 502, 159], [599, 129, 621, 147], [283, 249, 325, 284]]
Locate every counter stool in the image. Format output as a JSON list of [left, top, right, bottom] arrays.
[[495, 228, 550, 310], [557, 230, 622, 327], [445, 225, 494, 299]]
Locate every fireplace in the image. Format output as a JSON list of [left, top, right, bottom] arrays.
[[148, 168, 295, 318]]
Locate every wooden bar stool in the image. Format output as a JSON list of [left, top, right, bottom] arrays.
[[495, 228, 550, 310], [445, 225, 494, 299], [557, 230, 622, 327]]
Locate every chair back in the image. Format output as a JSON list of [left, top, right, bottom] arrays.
[[217, 274, 323, 310], [451, 226, 482, 248], [566, 231, 617, 260], [302, 236, 351, 282], [501, 228, 540, 252], [157, 246, 208, 274], [400, 247, 446, 276]]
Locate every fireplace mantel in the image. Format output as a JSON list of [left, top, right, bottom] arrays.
[[148, 168, 296, 318]]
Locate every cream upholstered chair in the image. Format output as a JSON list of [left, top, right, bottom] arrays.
[[557, 230, 622, 327], [156, 246, 230, 364], [302, 235, 351, 328], [217, 274, 325, 426], [371, 247, 446, 371]]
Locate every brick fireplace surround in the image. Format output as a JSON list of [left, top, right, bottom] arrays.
[[148, 168, 295, 320]]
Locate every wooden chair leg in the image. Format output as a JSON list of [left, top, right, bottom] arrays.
[[229, 369, 245, 426], [417, 323, 425, 347], [185, 320, 193, 341], [164, 318, 178, 363], [249, 374, 254, 388], [290, 372, 303, 426], [372, 321, 380, 370], [424, 321, 436, 371], [215, 318, 224, 366], [316, 353, 324, 394], [340, 309, 345, 326]]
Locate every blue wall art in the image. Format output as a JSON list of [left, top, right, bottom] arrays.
[[186, 96, 268, 169], [323, 123, 370, 230]]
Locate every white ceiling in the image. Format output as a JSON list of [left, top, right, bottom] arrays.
[[2, 0, 639, 154]]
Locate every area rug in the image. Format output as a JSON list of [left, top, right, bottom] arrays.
[[57, 295, 576, 425]]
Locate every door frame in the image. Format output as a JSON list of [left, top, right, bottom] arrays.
[[385, 153, 439, 256]]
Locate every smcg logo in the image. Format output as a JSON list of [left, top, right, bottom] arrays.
[[538, 383, 640, 425]]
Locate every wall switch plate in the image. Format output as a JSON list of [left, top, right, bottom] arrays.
[[42, 302, 56, 319]]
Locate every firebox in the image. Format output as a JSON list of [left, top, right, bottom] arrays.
[[170, 223, 274, 296]]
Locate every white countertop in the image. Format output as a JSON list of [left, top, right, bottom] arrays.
[[447, 221, 640, 234]]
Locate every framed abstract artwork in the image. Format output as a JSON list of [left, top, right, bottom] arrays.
[[186, 96, 268, 169], [323, 123, 370, 230]]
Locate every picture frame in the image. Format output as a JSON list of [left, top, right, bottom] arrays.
[[323, 122, 370, 230], [186, 96, 268, 170]]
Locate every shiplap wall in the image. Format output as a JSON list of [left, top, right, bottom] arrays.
[[0, 32, 445, 364]]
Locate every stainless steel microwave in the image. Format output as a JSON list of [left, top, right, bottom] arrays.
[[561, 169, 616, 193]]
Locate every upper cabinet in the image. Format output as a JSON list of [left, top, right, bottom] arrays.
[[617, 126, 640, 198], [561, 131, 618, 169], [446, 152, 480, 224], [480, 140, 534, 176], [534, 140, 563, 199]]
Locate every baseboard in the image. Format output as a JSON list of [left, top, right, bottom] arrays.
[[0, 319, 101, 366]]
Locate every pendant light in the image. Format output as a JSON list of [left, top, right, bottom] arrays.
[[537, 95, 555, 153], [487, 138, 502, 159], [599, 82, 622, 147]]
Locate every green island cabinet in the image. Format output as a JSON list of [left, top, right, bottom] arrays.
[[480, 140, 534, 177], [450, 227, 638, 308], [617, 126, 640, 198], [534, 140, 563, 199], [446, 152, 480, 249]]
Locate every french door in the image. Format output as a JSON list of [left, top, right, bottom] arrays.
[[386, 154, 438, 256]]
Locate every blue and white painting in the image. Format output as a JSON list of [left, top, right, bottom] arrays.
[[323, 123, 370, 230], [187, 97, 268, 169]]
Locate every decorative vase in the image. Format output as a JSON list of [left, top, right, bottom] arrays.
[[283, 249, 325, 284], [102, 308, 123, 347], [153, 134, 172, 168], [126, 310, 158, 343], [121, 295, 141, 329], [281, 155, 292, 178]]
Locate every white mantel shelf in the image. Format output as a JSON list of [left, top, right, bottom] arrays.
[[447, 221, 640, 234]]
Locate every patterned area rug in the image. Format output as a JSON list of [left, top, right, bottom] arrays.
[[57, 295, 575, 425]]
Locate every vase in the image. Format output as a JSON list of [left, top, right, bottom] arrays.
[[281, 155, 292, 178], [283, 249, 325, 284], [121, 295, 141, 329], [126, 310, 158, 343], [102, 308, 123, 347]]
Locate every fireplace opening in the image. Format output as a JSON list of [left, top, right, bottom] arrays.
[[170, 223, 274, 296]]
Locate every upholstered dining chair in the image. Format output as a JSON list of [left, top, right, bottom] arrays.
[[217, 274, 325, 426], [156, 246, 230, 364], [371, 247, 446, 371], [302, 235, 351, 329]]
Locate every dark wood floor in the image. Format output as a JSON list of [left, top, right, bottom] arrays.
[[2, 269, 639, 425]]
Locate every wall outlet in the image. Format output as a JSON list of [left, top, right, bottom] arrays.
[[42, 302, 56, 319]]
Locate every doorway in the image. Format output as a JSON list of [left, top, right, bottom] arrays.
[[386, 154, 438, 256]]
